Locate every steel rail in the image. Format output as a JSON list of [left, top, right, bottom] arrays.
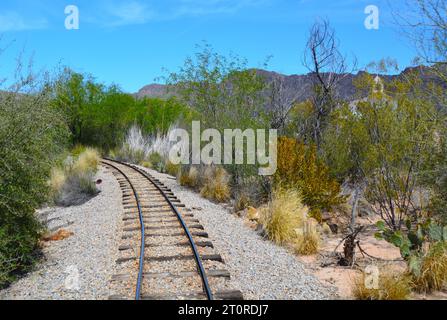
[[101, 160, 145, 300], [104, 158, 214, 300]]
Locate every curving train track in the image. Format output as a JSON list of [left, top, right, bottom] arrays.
[[102, 159, 243, 300]]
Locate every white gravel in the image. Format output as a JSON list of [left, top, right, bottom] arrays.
[[138, 166, 337, 300], [0, 167, 123, 300]]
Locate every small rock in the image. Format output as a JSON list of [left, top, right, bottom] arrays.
[[42, 229, 74, 242]]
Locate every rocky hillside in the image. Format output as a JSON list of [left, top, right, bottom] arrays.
[[135, 65, 442, 103]]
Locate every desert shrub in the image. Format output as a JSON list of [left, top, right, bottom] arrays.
[[71, 144, 87, 158], [140, 161, 153, 169], [274, 137, 345, 215], [353, 268, 412, 300], [232, 175, 270, 211], [200, 166, 231, 203], [55, 171, 98, 206], [260, 189, 307, 244], [0, 216, 43, 288], [179, 166, 200, 188], [375, 218, 447, 292], [49, 167, 67, 195], [53, 69, 187, 151], [294, 218, 320, 255], [51, 148, 100, 207], [165, 161, 180, 177], [72, 147, 100, 174], [234, 193, 251, 212], [148, 152, 165, 172], [411, 242, 447, 293], [115, 143, 146, 164], [113, 125, 149, 164], [0, 59, 69, 287]]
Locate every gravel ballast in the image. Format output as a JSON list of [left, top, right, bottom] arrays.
[[0, 167, 123, 300], [138, 166, 336, 300]]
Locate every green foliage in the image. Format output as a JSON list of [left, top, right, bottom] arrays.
[[324, 72, 439, 230], [376, 217, 447, 292], [167, 43, 269, 131], [0, 70, 69, 288], [420, 115, 447, 222], [71, 144, 87, 157], [375, 219, 447, 259], [148, 152, 165, 172], [274, 136, 345, 214], [52, 69, 187, 151]]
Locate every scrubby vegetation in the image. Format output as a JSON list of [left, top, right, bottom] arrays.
[[50, 148, 101, 207], [352, 268, 412, 300], [0, 59, 69, 288], [275, 136, 345, 220], [294, 219, 320, 255], [2, 1, 446, 298], [259, 188, 321, 254], [200, 167, 231, 203], [260, 189, 306, 244], [410, 242, 447, 293], [52, 69, 188, 151]]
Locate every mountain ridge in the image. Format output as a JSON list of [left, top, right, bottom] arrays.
[[135, 66, 440, 103]]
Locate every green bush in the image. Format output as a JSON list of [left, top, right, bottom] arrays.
[[0, 215, 43, 288], [0, 72, 69, 288], [52, 69, 188, 151], [148, 152, 164, 172]]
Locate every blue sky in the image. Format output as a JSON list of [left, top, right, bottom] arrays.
[[0, 0, 416, 92]]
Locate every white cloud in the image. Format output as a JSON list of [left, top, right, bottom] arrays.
[[0, 11, 47, 32], [172, 0, 268, 17], [98, 0, 267, 27], [105, 1, 154, 26]]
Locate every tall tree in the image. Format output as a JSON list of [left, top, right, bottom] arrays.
[[302, 19, 356, 147]]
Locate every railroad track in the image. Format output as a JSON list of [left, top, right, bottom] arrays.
[[102, 159, 243, 300]]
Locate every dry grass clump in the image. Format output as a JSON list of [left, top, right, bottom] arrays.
[[294, 218, 320, 255], [165, 161, 180, 177], [49, 167, 66, 195], [260, 188, 306, 244], [353, 268, 412, 300], [200, 166, 231, 203], [179, 166, 200, 188], [72, 147, 100, 174], [411, 242, 447, 293], [50, 147, 100, 207], [234, 192, 251, 212], [140, 161, 153, 168]]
